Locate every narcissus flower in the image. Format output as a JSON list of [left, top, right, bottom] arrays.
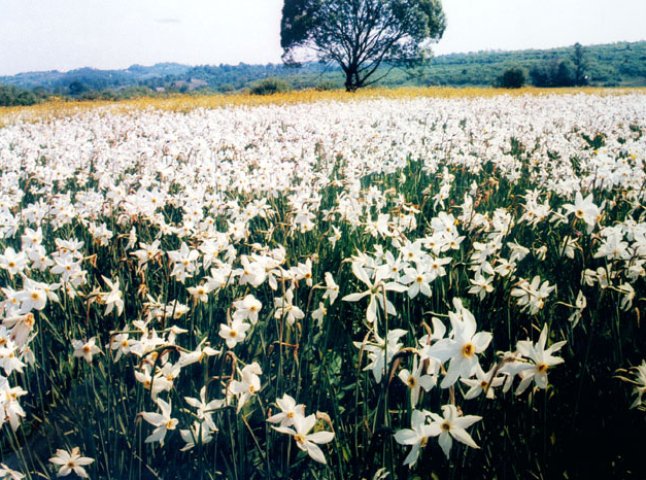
[[72, 338, 102, 364], [228, 362, 262, 412], [398, 356, 436, 407], [219, 317, 251, 349], [514, 324, 566, 395], [272, 413, 335, 464], [394, 409, 437, 467], [628, 360, 646, 409], [267, 393, 306, 428], [427, 404, 481, 458], [428, 299, 492, 388], [140, 398, 178, 445], [562, 191, 601, 232], [49, 447, 94, 478]]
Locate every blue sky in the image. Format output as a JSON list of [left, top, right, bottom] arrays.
[[0, 0, 644, 75]]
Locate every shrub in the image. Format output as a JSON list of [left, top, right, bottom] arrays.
[[497, 67, 526, 88], [249, 78, 291, 95]]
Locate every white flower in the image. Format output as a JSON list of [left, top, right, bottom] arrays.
[[354, 328, 407, 383], [131, 240, 161, 269], [342, 261, 406, 324], [568, 290, 587, 327], [184, 386, 224, 432], [293, 258, 314, 287], [99, 276, 124, 316], [168, 242, 199, 283], [468, 272, 494, 300], [238, 255, 266, 288], [514, 324, 566, 395], [228, 362, 262, 412], [49, 447, 94, 478], [0, 378, 27, 431], [107, 333, 133, 362], [232, 294, 262, 325], [273, 413, 335, 464], [563, 191, 601, 232], [400, 265, 434, 299], [15, 278, 48, 313], [322, 272, 340, 304], [628, 361, 646, 409], [180, 421, 214, 452], [398, 356, 436, 407], [510, 276, 555, 315], [460, 363, 505, 400], [187, 283, 213, 303], [267, 393, 306, 428], [72, 338, 102, 364], [274, 288, 304, 326], [394, 409, 437, 468], [0, 462, 24, 479], [219, 318, 251, 349], [429, 300, 492, 388], [428, 404, 481, 458], [617, 283, 635, 311], [178, 342, 220, 367], [140, 398, 178, 445], [0, 248, 28, 276]]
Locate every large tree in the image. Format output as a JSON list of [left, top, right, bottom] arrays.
[[281, 0, 446, 91]]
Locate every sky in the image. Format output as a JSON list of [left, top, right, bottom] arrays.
[[0, 0, 644, 75]]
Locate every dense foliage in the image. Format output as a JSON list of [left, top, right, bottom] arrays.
[[280, 0, 446, 91], [0, 85, 44, 107]]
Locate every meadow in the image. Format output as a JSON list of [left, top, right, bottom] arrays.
[[0, 89, 644, 479]]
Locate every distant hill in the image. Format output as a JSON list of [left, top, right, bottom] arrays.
[[0, 41, 644, 101]]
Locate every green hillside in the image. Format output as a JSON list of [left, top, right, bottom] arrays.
[[0, 41, 644, 105]]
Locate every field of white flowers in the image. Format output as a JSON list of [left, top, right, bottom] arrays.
[[0, 92, 644, 479]]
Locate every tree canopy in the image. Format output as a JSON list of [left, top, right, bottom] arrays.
[[281, 0, 446, 91]]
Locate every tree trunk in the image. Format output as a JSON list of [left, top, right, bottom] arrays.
[[345, 69, 357, 92]]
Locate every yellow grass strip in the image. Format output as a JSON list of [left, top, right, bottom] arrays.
[[1, 86, 644, 127]]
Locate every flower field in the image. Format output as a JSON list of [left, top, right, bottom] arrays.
[[0, 90, 644, 479]]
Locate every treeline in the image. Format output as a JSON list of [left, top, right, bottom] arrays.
[[0, 41, 644, 105], [494, 43, 591, 89], [0, 85, 48, 107]]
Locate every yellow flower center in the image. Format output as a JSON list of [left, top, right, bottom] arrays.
[[462, 343, 475, 358]]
